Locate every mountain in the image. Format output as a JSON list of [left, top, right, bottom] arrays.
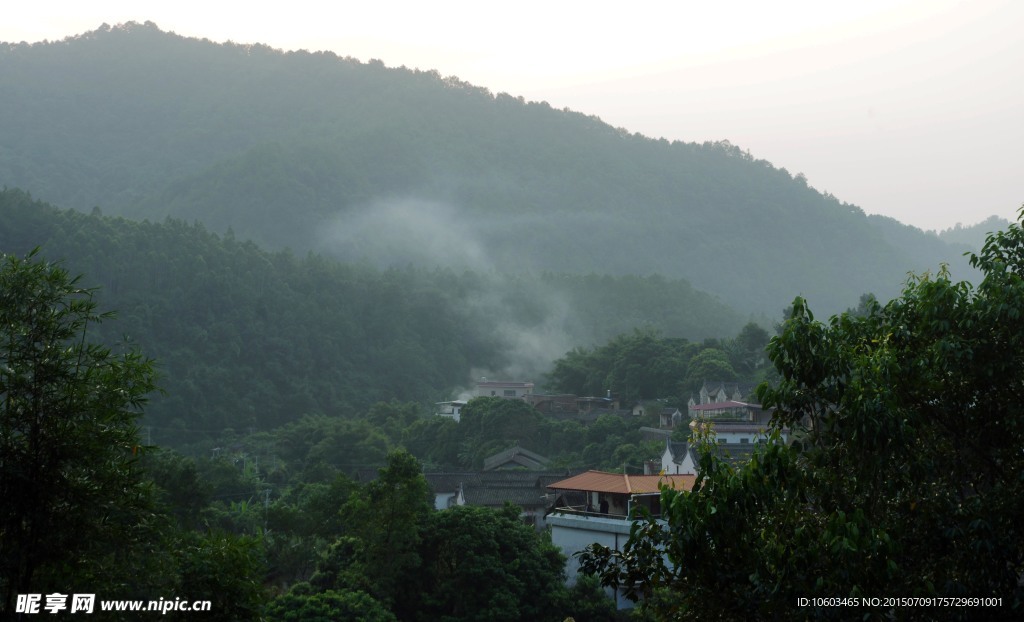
[[0, 21, 974, 317], [938, 215, 1012, 253], [0, 188, 744, 438]]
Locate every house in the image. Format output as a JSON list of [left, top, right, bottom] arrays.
[[688, 400, 781, 444], [659, 438, 757, 475], [638, 426, 672, 443], [424, 470, 581, 529], [659, 441, 698, 475], [482, 445, 551, 471], [684, 380, 782, 443], [575, 392, 620, 413], [690, 380, 754, 407], [545, 470, 695, 608], [523, 393, 579, 414], [658, 407, 684, 429], [476, 379, 534, 399], [524, 391, 634, 425], [434, 400, 467, 422]]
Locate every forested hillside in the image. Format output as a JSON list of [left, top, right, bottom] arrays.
[[0, 21, 973, 317], [938, 214, 1011, 251], [0, 189, 742, 440]]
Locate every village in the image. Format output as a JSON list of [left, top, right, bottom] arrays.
[[388, 378, 789, 608]]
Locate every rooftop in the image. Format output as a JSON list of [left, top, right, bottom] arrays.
[[690, 400, 758, 411], [476, 380, 534, 388], [547, 470, 695, 495]]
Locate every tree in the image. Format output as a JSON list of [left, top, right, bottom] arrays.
[[544, 329, 691, 402], [563, 574, 620, 622], [580, 214, 1024, 620], [457, 397, 547, 467], [339, 449, 433, 617], [416, 505, 567, 622], [0, 250, 158, 612], [681, 347, 735, 393], [266, 584, 396, 622], [173, 530, 267, 621], [727, 321, 769, 376]]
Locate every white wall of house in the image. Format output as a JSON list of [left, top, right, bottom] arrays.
[[476, 382, 534, 399], [433, 492, 457, 510], [434, 401, 465, 422], [713, 429, 770, 444], [548, 513, 636, 609], [660, 446, 696, 475]]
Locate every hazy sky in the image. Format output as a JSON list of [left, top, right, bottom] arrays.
[[3, 0, 1021, 231]]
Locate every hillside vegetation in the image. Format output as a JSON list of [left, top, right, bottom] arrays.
[[0, 21, 973, 317], [0, 189, 743, 439]]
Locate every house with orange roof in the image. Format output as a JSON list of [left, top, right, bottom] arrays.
[[545, 470, 695, 608]]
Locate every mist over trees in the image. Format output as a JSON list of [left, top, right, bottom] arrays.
[[1, 19, 1017, 620], [0, 21, 977, 317], [0, 189, 743, 440], [938, 214, 1012, 251]]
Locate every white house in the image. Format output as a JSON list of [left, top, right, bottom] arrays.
[[476, 380, 534, 399], [660, 440, 698, 475], [545, 470, 695, 609], [434, 400, 467, 422], [660, 438, 758, 475]]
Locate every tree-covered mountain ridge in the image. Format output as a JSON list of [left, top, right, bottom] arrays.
[[0, 188, 744, 438], [0, 21, 975, 316]]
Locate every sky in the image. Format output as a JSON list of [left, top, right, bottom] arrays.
[[3, 0, 1022, 232]]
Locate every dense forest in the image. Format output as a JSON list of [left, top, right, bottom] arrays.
[[0, 241, 766, 620], [0, 21, 977, 317], [0, 188, 747, 443], [936, 214, 1011, 249], [2, 19, 1018, 620]]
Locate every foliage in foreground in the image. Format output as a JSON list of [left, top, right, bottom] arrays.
[[580, 212, 1024, 620], [0, 251, 267, 621], [267, 450, 574, 622], [0, 250, 157, 613]]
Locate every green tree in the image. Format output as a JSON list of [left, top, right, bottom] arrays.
[[545, 346, 598, 396], [563, 574, 620, 622], [417, 504, 567, 622], [580, 215, 1024, 620], [457, 397, 547, 467], [172, 530, 267, 622], [340, 449, 433, 617], [0, 250, 158, 612], [267, 584, 396, 622], [142, 449, 212, 530], [545, 329, 690, 402], [727, 321, 769, 376], [682, 347, 736, 393]]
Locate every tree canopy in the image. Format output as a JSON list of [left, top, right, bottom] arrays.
[[580, 211, 1024, 620], [0, 189, 744, 440], [0, 250, 157, 612], [0, 22, 974, 317]]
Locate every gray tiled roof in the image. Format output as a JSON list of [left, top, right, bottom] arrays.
[[482, 445, 551, 471], [666, 441, 756, 468], [424, 470, 585, 511]]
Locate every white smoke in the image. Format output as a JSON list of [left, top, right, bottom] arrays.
[[316, 196, 592, 397], [315, 196, 493, 270]]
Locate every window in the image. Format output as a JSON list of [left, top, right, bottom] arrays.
[[503, 389, 516, 397], [740, 438, 750, 444]]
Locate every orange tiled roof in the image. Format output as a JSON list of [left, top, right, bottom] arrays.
[[547, 470, 695, 495]]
